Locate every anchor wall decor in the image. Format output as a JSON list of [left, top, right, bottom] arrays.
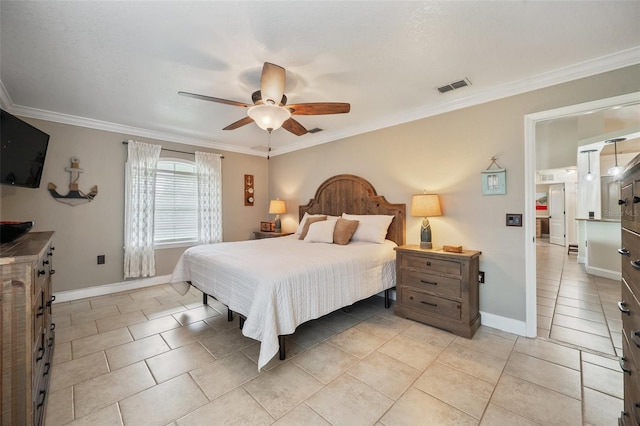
[[48, 157, 98, 206]]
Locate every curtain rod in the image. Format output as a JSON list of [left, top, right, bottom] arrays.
[[122, 141, 224, 158]]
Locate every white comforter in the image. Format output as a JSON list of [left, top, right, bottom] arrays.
[[170, 235, 396, 369]]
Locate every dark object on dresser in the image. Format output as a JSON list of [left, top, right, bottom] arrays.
[[0, 220, 34, 244], [394, 245, 482, 338], [0, 231, 56, 425], [617, 154, 640, 426]]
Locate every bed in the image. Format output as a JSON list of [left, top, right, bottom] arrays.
[[170, 174, 406, 370]]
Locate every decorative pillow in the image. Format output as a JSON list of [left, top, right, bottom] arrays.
[[333, 218, 359, 245], [304, 219, 337, 243], [298, 216, 327, 240], [296, 213, 324, 235], [341, 213, 394, 244]]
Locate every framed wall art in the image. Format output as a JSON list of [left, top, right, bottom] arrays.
[[481, 168, 506, 195]]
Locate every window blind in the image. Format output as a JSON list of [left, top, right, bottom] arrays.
[[154, 160, 198, 246]]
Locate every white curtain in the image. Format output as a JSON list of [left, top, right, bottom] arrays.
[[195, 151, 223, 244], [124, 140, 162, 278]]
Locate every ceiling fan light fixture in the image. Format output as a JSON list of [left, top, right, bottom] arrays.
[[247, 104, 291, 132]]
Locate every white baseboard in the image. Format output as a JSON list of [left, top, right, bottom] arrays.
[[53, 275, 172, 303], [585, 266, 621, 281], [480, 311, 528, 337]]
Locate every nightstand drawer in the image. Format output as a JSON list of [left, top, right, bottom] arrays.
[[400, 269, 461, 299], [400, 254, 461, 276], [401, 289, 461, 321]]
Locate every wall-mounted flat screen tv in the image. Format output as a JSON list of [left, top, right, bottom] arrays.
[[1, 109, 50, 188]]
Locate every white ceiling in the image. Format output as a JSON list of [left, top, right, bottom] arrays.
[[1, 1, 639, 157]]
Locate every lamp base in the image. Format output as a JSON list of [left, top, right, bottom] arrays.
[[420, 241, 433, 249]]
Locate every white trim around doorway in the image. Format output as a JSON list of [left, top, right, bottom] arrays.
[[523, 92, 640, 338]]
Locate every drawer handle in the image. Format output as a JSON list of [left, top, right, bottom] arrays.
[[37, 269, 46, 277], [635, 196, 640, 204], [48, 337, 54, 347], [43, 362, 51, 377], [37, 390, 46, 408], [619, 248, 631, 256], [620, 356, 632, 374], [619, 301, 631, 315], [619, 198, 628, 206], [632, 330, 640, 349], [50, 323, 56, 331], [50, 269, 56, 275], [36, 346, 45, 362], [420, 279, 438, 286], [420, 301, 438, 307], [42, 259, 49, 265], [425, 261, 432, 266], [36, 305, 44, 317], [631, 260, 640, 271]]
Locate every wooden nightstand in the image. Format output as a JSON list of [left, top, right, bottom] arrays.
[[253, 231, 294, 240], [394, 245, 481, 338]]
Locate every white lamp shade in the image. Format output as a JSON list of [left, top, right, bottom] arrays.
[[247, 105, 291, 131], [269, 199, 287, 214], [608, 165, 623, 176], [411, 194, 442, 217]]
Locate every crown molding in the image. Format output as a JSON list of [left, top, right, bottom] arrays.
[[274, 46, 640, 156], [4, 104, 259, 156], [2, 47, 639, 158]]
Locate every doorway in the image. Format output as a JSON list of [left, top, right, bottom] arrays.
[[548, 183, 565, 246], [524, 92, 640, 337]]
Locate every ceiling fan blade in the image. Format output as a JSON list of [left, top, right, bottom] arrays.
[[260, 63, 286, 105], [223, 116, 254, 130], [282, 118, 308, 136], [178, 91, 251, 108], [287, 103, 351, 115]]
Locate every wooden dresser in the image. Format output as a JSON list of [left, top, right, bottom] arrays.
[[1, 232, 55, 426], [618, 155, 640, 426], [394, 245, 481, 338]]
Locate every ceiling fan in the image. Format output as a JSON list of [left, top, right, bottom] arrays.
[[178, 62, 350, 136]]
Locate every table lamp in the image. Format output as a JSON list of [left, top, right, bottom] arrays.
[[269, 199, 287, 232], [411, 194, 442, 249]]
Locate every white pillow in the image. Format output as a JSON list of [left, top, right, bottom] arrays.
[[304, 219, 338, 243], [296, 212, 340, 235], [295, 213, 325, 235], [341, 213, 394, 244]]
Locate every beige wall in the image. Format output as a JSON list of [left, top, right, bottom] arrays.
[[269, 64, 640, 322], [0, 119, 268, 292]]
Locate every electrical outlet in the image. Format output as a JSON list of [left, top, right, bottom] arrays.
[[479, 271, 485, 284], [97, 255, 105, 265]]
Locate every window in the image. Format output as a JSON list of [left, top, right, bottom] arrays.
[[154, 158, 198, 247]]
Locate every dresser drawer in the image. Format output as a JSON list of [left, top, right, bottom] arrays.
[[621, 183, 635, 233], [400, 254, 461, 276], [400, 269, 461, 299], [622, 228, 640, 298], [621, 332, 640, 426], [621, 280, 640, 358], [401, 288, 461, 321]]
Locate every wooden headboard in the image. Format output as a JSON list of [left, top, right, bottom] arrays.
[[299, 174, 406, 246]]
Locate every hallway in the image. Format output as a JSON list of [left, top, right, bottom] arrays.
[[536, 238, 621, 357]]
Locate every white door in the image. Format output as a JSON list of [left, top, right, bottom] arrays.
[[549, 183, 566, 246]]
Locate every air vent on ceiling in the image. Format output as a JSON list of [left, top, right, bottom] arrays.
[[308, 128, 323, 134], [437, 78, 472, 94]]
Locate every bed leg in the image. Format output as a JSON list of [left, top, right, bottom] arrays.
[[384, 289, 390, 309], [203, 293, 208, 305], [239, 315, 245, 330], [279, 335, 286, 360], [227, 309, 233, 322]]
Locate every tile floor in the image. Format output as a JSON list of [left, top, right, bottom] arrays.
[[536, 238, 622, 358], [45, 281, 623, 425]]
